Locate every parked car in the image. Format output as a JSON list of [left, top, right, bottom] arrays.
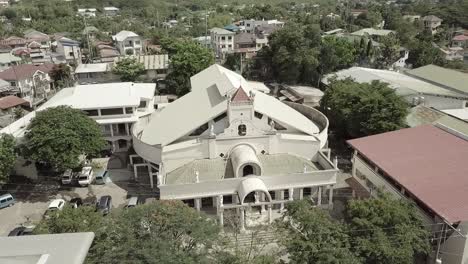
[[125, 196, 140, 208], [61, 169, 74, 185], [44, 199, 65, 218], [70, 197, 83, 208], [78, 166, 94, 187], [0, 193, 15, 209], [95, 170, 108, 185], [82, 196, 98, 207], [8, 225, 35, 236], [96, 195, 112, 215]]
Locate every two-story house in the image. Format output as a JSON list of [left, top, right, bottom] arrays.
[[77, 8, 97, 17], [112, 31, 143, 56], [422, 15, 443, 35], [55, 37, 81, 65], [0, 63, 54, 107], [75, 63, 116, 84], [210, 27, 235, 59], [24, 29, 51, 50], [103, 7, 120, 17]]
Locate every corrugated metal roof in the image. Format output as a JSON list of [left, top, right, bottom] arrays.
[[407, 64, 468, 95], [348, 125, 468, 223], [114, 55, 169, 70]]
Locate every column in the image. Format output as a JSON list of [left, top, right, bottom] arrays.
[[212, 196, 218, 208], [147, 165, 153, 189], [288, 188, 294, 201], [352, 150, 357, 177], [233, 194, 239, 214], [240, 207, 245, 232], [218, 195, 224, 228], [317, 186, 322, 206], [279, 190, 285, 211], [328, 185, 334, 207], [110, 124, 114, 137], [260, 193, 265, 214], [299, 188, 304, 200], [268, 205, 272, 224], [195, 198, 201, 212], [133, 165, 138, 180], [125, 123, 130, 136]]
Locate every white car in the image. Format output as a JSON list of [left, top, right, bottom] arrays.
[[61, 169, 73, 185], [78, 166, 94, 187], [44, 199, 65, 219]]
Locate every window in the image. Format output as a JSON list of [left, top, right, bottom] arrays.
[[190, 123, 208, 136], [10, 81, 16, 87], [138, 100, 147, 108], [125, 107, 133, 114], [135, 41, 141, 45], [465, 101, 468, 108], [221, 45, 226, 48], [228, 36, 232, 40], [69, 52, 74, 56], [238, 124, 247, 136], [83, 109, 99, 116], [254, 111, 263, 119], [228, 44, 232, 48], [100, 108, 124, 115], [221, 36, 225, 40]]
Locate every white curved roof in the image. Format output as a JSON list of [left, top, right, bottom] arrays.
[[140, 65, 320, 146], [230, 145, 261, 176], [237, 177, 271, 204]]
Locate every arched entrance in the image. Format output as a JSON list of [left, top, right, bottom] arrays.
[[243, 165, 254, 176]]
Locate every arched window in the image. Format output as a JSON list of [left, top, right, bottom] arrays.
[[238, 124, 246, 136], [243, 165, 254, 176]]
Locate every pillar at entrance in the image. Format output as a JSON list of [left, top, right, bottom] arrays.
[[288, 188, 294, 201], [299, 188, 304, 200], [318, 186, 322, 206], [328, 185, 334, 208], [219, 209, 224, 227], [279, 190, 285, 211], [195, 198, 201, 212], [240, 208, 245, 232], [260, 193, 265, 214], [268, 205, 272, 224]]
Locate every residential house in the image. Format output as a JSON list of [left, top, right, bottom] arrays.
[[113, 54, 169, 80], [0, 232, 95, 264], [0, 95, 28, 112], [351, 9, 367, 18], [323, 67, 468, 110], [24, 29, 51, 50], [103, 7, 119, 17], [193, 36, 211, 49], [55, 37, 81, 64], [350, 28, 396, 39], [0, 0, 9, 8], [234, 32, 257, 58], [1, 82, 157, 168], [0, 63, 54, 107], [112, 31, 143, 56], [96, 42, 120, 62], [439, 46, 464, 61], [0, 53, 22, 71], [422, 15, 443, 34], [347, 124, 468, 264], [129, 64, 338, 230], [162, 20, 178, 29], [238, 19, 285, 33], [77, 8, 97, 17], [210, 27, 235, 59], [452, 34, 468, 48], [75, 63, 115, 84], [0, 36, 27, 49]]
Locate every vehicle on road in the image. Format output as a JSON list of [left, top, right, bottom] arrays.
[[95, 170, 108, 185], [0, 193, 15, 209], [8, 225, 35, 236], [78, 166, 94, 187], [61, 169, 74, 185], [96, 195, 112, 215], [70, 197, 83, 208], [125, 196, 139, 208]]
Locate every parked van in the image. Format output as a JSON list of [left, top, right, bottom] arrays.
[[0, 194, 15, 209], [78, 166, 94, 187], [61, 169, 74, 185], [125, 196, 139, 208], [95, 170, 108, 185]]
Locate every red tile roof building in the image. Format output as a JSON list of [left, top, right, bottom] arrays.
[[348, 125, 468, 223], [0, 95, 28, 110], [0, 63, 55, 81]]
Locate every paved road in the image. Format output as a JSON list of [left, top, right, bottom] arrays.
[[0, 169, 143, 236]]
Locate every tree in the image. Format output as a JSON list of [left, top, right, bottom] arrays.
[[49, 63, 73, 88], [88, 201, 220, 263], [22, 106, 106, 171], [321, 79, 408, 138], [0, 134, 15, 183], [223, 53, 241, 73], [112, 58, 145, 82], [319, 36, 357, 83], [346, 193, 431, 264], [375, 34, 401, 69], [34, 205, 104, 234], [164, 40, 214, 96], [276, 200, 361, 264]]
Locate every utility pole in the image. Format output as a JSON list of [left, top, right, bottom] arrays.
[[83, 16, 92, 62]]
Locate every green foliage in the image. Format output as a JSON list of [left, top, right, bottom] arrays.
[[321, 79, 408, 138], [164, 39, 214, 96], [319, 36, 357, 76], [223, 53, 241, 72], [34, 205, 104, 234], [375, 34, 401, 69], [87, 201, 218, 263], [112, 58, 146, 82], [0, 134, 16, 183], [354, 11, 383, 28], [346, 193, 431, 264], [49, 63, 73, 89], [276, 200, 361, 264], [22, 106, 106, 171]]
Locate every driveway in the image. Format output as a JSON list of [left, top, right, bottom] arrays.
[[0, 169, 142, 236]]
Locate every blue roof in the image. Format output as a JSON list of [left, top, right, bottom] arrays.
[[224, 24, 240, 32]]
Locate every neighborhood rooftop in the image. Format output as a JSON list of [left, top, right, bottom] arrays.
[[406, 64, 468, 95], [348, 125, 468, 223]]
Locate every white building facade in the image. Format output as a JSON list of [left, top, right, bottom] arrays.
[[112, 31, 143, 56], [210, 28, 235, 59], [130, 65, 338, 229]]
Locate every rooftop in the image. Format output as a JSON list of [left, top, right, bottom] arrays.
[[0, 232, 94, 264], [75, 63, 110, 73], [112, 30, 139, 42], [210, 27, 235, 35], [351, 28, 395, 37], [422, 15, 442, 22], [348, 125, 468, 223], [406, 64, 468, 95], [0, 53, 21, 64], [0, 95, 28, 110], [166, 153, 320, 185], [324, 67, 467, 98], [0, 63, 55, 81], [114, 54, 169, 70]]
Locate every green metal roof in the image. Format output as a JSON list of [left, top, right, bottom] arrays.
[[407, 65, 468, 95]]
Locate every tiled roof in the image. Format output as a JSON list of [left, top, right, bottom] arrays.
[[423, 15, 442, 22], [0, 95, 28, 110], [452, 35, 468, 41], [348, 125, 468, 223], [0, 63, 55, 81], [231, 86, 250, 102]]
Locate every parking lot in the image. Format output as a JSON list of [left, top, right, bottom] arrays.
[[0, 169, 154, 236]]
